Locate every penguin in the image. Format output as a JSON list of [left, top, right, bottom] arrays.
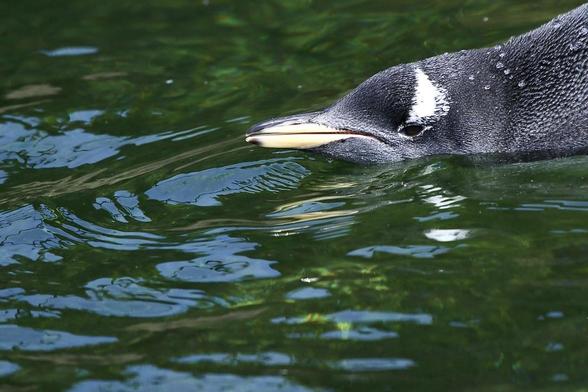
[[245, 4, 588, 164]]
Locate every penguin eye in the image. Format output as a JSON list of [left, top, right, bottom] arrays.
[[399, 124, 426, 138]]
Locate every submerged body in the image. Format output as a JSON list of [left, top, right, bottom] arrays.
[[246, 4, 588, 164]]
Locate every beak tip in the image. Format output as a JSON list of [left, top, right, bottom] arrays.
[[245, 136, 260, 145]]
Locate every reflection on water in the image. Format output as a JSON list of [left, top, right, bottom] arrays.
[[41, 46, 99, 57], [1, 0, 588, 390], [6, 277, 226, 318], [0, 361, 20, 378], [0, 325, 116, 351], [320, 326, 398, 341], [69, 365, 316, 392], [0, 204, 64, 265], [146, 158, 309, 206], [94, 191, 151, 223], [348, 244, 451, 259], [176, 352, 292, 366], [333, 358, 416, 372], [0, 115, 212, 170], [286, 287, 331, 300], [424, 229, 470, 242], [272, 310, 433, 325], [157, 255, 280, 283]]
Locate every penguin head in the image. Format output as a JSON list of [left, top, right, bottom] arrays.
[[247, 4, 588, 164], [246, 61, 475, 164]]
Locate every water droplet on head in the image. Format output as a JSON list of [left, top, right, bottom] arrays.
[[499, 52, 505, 58], [503, 69, 511, 75], [496, 62, 504, 69], [553, 20, 561, 29], [468, 75, 475, 81], [518, 80, 526, 88], [484, 85, 491, 90]]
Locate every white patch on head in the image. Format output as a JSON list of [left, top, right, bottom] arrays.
[[407, 68, 450, 124]]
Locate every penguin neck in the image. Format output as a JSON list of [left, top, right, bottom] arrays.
[[431, 4, 588, 155], [495, 5, 588, 152]]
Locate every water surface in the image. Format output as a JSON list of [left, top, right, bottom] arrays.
[[1, 0, 588, 390]]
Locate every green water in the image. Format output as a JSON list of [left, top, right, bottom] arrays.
[[1, 0, 588, 390]]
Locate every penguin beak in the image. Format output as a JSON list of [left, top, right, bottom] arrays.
[[246, 117, 373, 150]]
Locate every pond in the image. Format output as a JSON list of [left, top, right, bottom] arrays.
[[1, 0, 587, 390]]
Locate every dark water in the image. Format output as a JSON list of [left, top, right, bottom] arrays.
[[1, 0, 588, 390]]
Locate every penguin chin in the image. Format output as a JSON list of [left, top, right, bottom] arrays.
[[310, 137, 402, 164]]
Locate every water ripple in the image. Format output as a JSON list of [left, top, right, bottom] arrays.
[[286, 287, 331, 300], [320, 327, 398, 341], [328, 310, 432, 325], [175, 352, 292, 366], [68, 365, 317, 392], [0, 361, 20, 377], [333, 358, 416, 372], [0, 203, 279, 291], [41, 46, 98, 57], [424, 229, 470, 242], [0, 324, 116, 351], [146, 158, 309, 206], [0, 115, 214, 171], [8, 277, 226, 318], [157, 255, 280, 283], [348, 245, 450, 259], [0, 204, 65, 265], [272, 310, 432, 325], [518, 199, 588, 212]]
